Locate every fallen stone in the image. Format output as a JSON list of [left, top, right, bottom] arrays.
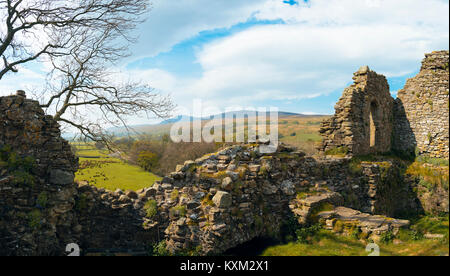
[[212, 191, 232, 208], [221, 177, 233, 191]]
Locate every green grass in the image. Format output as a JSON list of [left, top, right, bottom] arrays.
[[263, 230, 370, 256], [144, 200, 158, 218], [76, 149, 109, 158], [71, 142, 110, 158], [411, 215, 449, 236], [406, 161, 449, 191], [262, 215, 449, 256], [262, 229, 449, 256], [325, 146, 349, 157], [73, 143, 161, 191], [75, 157, 161, 191]]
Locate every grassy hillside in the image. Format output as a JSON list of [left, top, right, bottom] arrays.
[[277, 115, 327, 154], [108, 115, 329, 154]]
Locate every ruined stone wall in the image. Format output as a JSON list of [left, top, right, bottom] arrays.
[[2, 48, 447, 255], [51, 141, 420, 255], [75, 183, 159, 253], [141, 144, 419, 255], [0, 93, 79, 256], [0, 92, 158, 256], [319, 66, 393, 156], [0, 92, 424, 255], [394, 51, 449, 159]]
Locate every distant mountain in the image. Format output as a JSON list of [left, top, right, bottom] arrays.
[[158, 110, 315, 125], [103, 111, 327, 137], [159, 115, 201, 125]]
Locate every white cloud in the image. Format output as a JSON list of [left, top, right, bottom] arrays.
[[2, 0, 449, 119], [129, 0, 449, 110], [130, 0, 266, 59], [255, 0, 449, 28], [0, 64, 47, 97]]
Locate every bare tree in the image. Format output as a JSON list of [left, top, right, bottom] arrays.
[[0, 0, 149, 79], [37, 27, 174, 145], [1, 0, 175, 145]]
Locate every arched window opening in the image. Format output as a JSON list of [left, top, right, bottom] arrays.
[[369, 101, 379, 148]]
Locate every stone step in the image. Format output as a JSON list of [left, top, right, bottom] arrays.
[[289, 191, 344, 225], [317, 206, 410, 237]]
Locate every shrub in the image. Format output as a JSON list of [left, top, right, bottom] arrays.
[[36, 192, 49, 208], [28, 209, 42, 229], [150, 240, 170, 256], [410, 230, 424, 241], [350, 227, 361, 240], [325, 146, 349, 157], [214, 171, 229, 180], [129, 140, 219, 176], [170, 189, 179, 201], [12, 171, 35, 187], [296, 224, 321, 244], [170, 205, 187, 217], [0, 146, 36, 187], [144, 200, 158, 218], [137, 151, 159, 172], [21, 156, 36, 171], [380, 231, 395, 244]]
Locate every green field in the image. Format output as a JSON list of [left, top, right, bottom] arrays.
[[73, 144, 161, 191]]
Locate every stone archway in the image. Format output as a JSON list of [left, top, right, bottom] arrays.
[[369, 100, 379, 149], [319, 66, 394, 156]]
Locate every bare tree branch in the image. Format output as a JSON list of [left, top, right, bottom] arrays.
[[0, 0, 151, 79], [39, 27, 174, 147], [2, 0, 174, 146]]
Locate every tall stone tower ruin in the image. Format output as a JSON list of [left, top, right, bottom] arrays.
[[394, 51, 449, 159], [320, 50, 449, 159]]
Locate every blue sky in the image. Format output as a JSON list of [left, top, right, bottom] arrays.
[[1, 0, 448, 122], [126, 18, 285, 78]]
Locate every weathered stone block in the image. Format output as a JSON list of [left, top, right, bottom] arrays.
[[49, 169, 74, 186], [212, 191, 232, 208]]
